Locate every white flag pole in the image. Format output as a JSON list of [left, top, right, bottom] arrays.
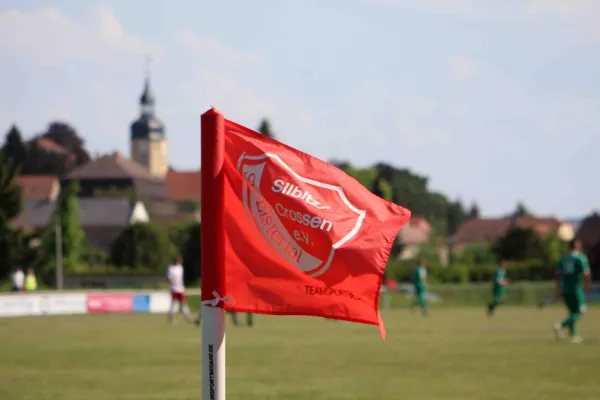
[[200, 108, 227, 400], [201, 306, 226, 400]]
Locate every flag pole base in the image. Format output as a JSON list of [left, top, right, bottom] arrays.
[[201, 305, 226, 400]]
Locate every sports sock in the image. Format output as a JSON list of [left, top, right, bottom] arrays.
[[182, 304, 192, 321]]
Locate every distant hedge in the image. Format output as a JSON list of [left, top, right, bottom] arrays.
[[385, 258, 555, 284], [66, 264, 158, 276]]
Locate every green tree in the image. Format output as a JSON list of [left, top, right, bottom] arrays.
[[334, 162, 378, 190], [455, 242, 497, 265], [258, 118, 275, 139], [513, 202, 531, 217], [1, 125, 27, 172], [373, 177, 393, 201], [167, 220, 195, 256], [22, 141, 68, 177], [540, 233, 567, 267], [110, 222, 175, 272], [494, 226, 544, 261], [42, 121, 91, 166], [0, 154, 24, 279], [370, 162, 468, 236], [446, 201, 467, 236], [41, 181, 85, 278], [182, 222, 201, 285]]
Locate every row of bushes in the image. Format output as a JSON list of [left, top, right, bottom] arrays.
[[183, 282, 564, 308], [385, 259, 557, 284]]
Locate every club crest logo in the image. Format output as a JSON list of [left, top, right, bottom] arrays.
[[237, 152, 366, 278]]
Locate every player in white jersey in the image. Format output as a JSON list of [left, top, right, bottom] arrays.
[[167, 257, 192, 324]]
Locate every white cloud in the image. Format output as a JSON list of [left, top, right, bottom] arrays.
[[539, 117, 560, 131], [448, 55, 481, 81], [359, 0, 516, 19], [361, 0, 600, 39], [0, 6, 163, 66], [365, 0, 482, 15], [394, 96, 436, 116], [525, 0, 599, 17], [569, 96, 598, 120], [177, 67, 315, 150], [89, 81, 137, 142], [174, 31, 314, 149], [176, 30, 262, 66], [395, 118, 450, 149], [524, 0, 600, 41], [40, 105, 72, 123], [180, 69, 276, 123], [447, 103, 469, 118]]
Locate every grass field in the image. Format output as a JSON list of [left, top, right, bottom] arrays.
[[0, 306, 599, 400]]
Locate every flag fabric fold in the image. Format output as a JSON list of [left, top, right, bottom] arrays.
[[218, 119, 411, 339]]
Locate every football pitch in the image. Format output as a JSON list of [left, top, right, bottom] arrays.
[[0, 306, 598, 400]]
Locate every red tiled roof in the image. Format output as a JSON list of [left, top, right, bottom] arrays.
[[31, 138, 68, 153], [67, 152, 159, 181], [576, 213, 600, 249], [165, 169, 201, 201], [454, 218, 510, 244], [398, 215, 431, 245], [454, 216, 563, 245], [15, 175, 59, 201]]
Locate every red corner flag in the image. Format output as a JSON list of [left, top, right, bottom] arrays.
[[201, 110, 411, 339]]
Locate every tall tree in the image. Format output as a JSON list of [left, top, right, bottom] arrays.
[[42, 122, 91, 166], [372, 176, 393, 201], [22, 141, 68, 177], [182, 222, 201, 285], [513, 201, 531, 218], [110, 222, 175, 272], [42, 181, 85, 277], [446, 201, 467, 236], [1, 125, 27, 172], [494, 226, 544, 261], [0, 153, 23, 279], [257, 118, 275, 139]]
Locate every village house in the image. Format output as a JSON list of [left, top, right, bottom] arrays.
[[452, 216, 574, 250], [13, 198, 149, 252], [575, 212, 600, 277], [11, 71, 202, 244], [15, 175, 60, 201], [396, 216, 432, 260]]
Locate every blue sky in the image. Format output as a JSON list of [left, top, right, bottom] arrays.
[[0, 0, 599, 218]]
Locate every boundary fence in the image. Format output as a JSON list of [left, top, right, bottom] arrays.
[[2, 283, 599, 318]]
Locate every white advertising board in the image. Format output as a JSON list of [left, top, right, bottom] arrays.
[[0, 294, 41, 317], [149, 292, 172, 313], [39, 293, 87, 315]]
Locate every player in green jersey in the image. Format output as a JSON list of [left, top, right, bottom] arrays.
[[411, 259, 428, 316], [487, 259, 509, 316], [553, 239, 592, 344]]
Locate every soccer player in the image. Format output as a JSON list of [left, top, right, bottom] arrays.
[[230, 312, 254, 327], [553, 239, 592, 344], [167, 257, 193, 324], [487, 259, 509, 316], [411, 259, 428, 316], [10, 266, 24, 292]]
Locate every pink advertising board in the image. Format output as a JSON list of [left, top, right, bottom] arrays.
[[87, 294, 133, 314]]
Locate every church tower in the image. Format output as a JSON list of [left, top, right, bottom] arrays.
[[130, 61, 167, 178]]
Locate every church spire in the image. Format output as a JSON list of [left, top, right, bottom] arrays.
[[131, 54, 165, 142], [140, 55, 155, 112]]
